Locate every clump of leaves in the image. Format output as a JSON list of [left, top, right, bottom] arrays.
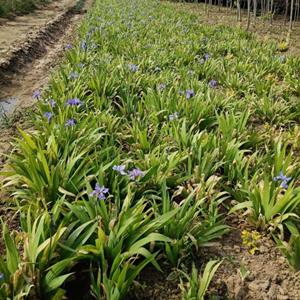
[[179, 260, 222, 300], [241, 230, 261, 254]]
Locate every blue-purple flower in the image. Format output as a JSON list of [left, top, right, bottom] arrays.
[[204, 53, 210, 61], [128, 64, 139, 72], [158, 83, 166, 90], [128, 168, 145, 180], [208, 80, 218, 88], [90, 183, 109, 200], [65, 118, 77, 127], [33, 89, 41, 100], [169, 112, 179, 121], [274, 171, 292, 189], [81, 41, 87, 50], [185, 89, 195, 99], [69, 72, 79, 80], [66, 98, 82, 106], [49, 99, 56, 108], [279, 55, 286, 63], [44, 112, 53, 123], [112, 165, 127, 175], [65, 43, 72, 50]]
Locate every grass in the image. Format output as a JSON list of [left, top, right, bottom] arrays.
[[1, 0, 300, 298], [0, 0, 52, 18]]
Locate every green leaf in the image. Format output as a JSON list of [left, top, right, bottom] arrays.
[[3, 223, 19, 274]]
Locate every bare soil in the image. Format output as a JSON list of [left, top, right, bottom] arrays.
[[0, 0, 74, 56], [128, 216, 300, 300], [204, 216, 300, 300]]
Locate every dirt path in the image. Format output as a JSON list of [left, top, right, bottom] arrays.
[[0, 0, 75, 57], [0, 0, 93, 155]]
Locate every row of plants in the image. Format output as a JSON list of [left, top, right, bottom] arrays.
[[1, 0, 300, 298], [0, 0, 53, 18]]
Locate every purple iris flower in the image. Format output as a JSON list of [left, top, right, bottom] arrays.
[[274, 171, 292, 189], [112, 165, 127, 175], [208, 80, 218, 88], [159, 83, 166, 90], [49, 99, 56, 108], [186, 89, 195, 99], [279, 56, 286, 63], [204, 53, 210, 61], [81, 41, 87, 50], [128, 168, 145, 180], [169, 112, 179, 121], [69, 72, 79, 80], [128, 64, 139, 72], [66, 98, 82, 106], [65, 118, 77, 127], [44, 112, 53, 123], [65, 43, 72, 50], [90, 183, 109, 200], [33, 89, 41, 100]]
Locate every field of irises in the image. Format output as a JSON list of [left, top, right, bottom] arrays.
[[1, 0, 300, 298]]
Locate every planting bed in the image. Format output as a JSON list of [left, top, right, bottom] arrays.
[[1, 0, 300, 299]]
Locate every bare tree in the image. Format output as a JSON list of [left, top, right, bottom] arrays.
[[247, 0, 251, 29], [295, 0, 300, 22], [284, 0, 289, 25], [237, 0, 242, 22], [270, 0, 274, 24], [289, 0, 295, 31], [253, 0, 257, 19]]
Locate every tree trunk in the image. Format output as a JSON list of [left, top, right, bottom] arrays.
[[289, 0, 294, 32], [237, 0, 242, 22], [284, 0, 289, 25], [247, 0, 251, 30], [270, 0, 274, 24], [295, 0, 300, 22]]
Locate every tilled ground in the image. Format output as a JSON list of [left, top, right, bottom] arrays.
[[0, 0, 92, 152]]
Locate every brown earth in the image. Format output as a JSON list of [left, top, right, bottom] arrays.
[[0, 0, 92, 153], [0, 0, 75, 57], [204, 216, 300, 300], [128, 216, 300, 300]]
